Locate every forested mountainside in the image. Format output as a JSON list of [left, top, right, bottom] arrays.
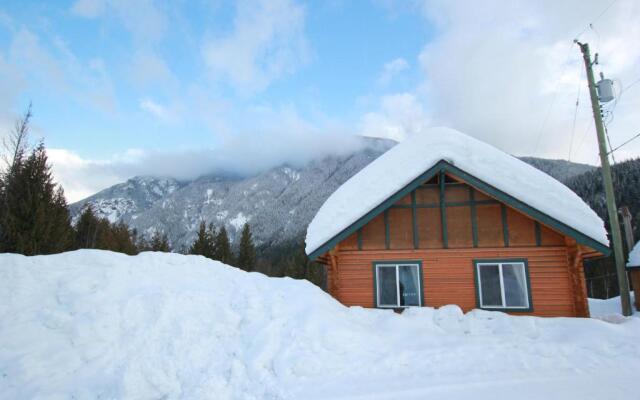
[[566, 157, 640, 240], [519, 157, 595, 183], [71, 141, 599, 253], [71, 137, 395, 251]]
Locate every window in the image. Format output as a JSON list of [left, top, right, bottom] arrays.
[[474, 260, 531, 310], [375, 263, 422, 308]]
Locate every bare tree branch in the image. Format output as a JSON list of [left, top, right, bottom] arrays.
[[2, 102, 33, 173]]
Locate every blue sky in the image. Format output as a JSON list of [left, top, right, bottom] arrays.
[[0, 1, 428, 156], [1, 0, 639, 201]]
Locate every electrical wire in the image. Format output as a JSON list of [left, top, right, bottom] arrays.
[[621, 77, 640, 94], [535, 0, 619, 156], [568, 71, 582, 161], [608, 132, 640, 155], [604, 125, 617, 164]]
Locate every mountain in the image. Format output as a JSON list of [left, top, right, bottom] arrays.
[[70, 140, 596, 251], [519, 157, 595, 183], [71, 137, 395, 250]]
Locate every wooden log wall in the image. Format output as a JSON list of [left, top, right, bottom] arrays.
[[332, 246, 580, 317]]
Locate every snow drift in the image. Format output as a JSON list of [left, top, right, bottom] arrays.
[[1, 250, 639, 399], [306, 127, 608, 256]]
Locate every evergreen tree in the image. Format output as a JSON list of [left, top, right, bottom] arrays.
[[236, 223, 256, 272], [75, 205, 101, 249], [213, 225, 234, 265], [188, 221, 215, 259], [110, 222, 138, 255], [149, 231, 171, 252], [0, 109, 74, 255]]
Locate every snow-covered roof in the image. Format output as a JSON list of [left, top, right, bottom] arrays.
[[305, 127, 609, 257], [627, 241, 640, 268]]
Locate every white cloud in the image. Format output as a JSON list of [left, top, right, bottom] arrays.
[[48, 104, 368, 202], [129, 51, 176, 88], [48, 148, 124, 202], [71, 0, 166, 44], [378, 57, 409, 85], [412, 0, 640, 164], [8, 28, 118, 114], [139, 98, 176, 121], [201, 0, 310, 93], [70, 0, 106, 18], [0, 51, 26, 143], [359, 93, 430, 141]]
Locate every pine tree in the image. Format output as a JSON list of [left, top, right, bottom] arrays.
[[236, 223, 256, 272], [75, 205, 101, 249], [213, 225, 234, 265], [110, 221, 138, 255], [0, 130, 74, 255], [188, 221, 216, 259], [149, 231, 171, 252]]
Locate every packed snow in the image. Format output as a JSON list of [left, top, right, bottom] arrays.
[[589, 294, 638, 322], [627, 240, 640, 267], [306, 127, 608, 255], [1, 251, 639, 399]]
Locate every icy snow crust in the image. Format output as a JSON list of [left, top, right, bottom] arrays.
[[2, 251, 639, 399], [306, 128, 608, 255]]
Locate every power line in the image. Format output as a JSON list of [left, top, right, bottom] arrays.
[[535, 0, 619, 155], [621, 76, 640, 94], [568, 67, 583, 161], [608, 131, 640, 155], [605, 125, 617, 164]]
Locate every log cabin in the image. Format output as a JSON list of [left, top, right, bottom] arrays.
[[305, 128, 610, 317]]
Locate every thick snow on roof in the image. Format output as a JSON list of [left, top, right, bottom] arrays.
[[306, 127, 608, 255], [627, 241, 640, 267]]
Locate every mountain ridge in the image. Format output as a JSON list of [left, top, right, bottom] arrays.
[[71, 139, 596, 250]]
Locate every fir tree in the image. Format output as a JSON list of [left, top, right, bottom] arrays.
[[110, 222, 138, 255], [189, 221, 216, 259], [213, 225, 234, 265], [236, 223, 256, 272], [0, 107, 74, 255], [149, 231, 171, 252], [75, 205, 101, 249]]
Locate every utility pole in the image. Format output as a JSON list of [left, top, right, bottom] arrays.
[[576, 41, 632, 316]]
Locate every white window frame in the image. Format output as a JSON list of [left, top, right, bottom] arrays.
[[375, 263, 422, 308], [475, 261, 530, 310]]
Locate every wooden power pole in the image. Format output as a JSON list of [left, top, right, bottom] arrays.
[[576, 41, 632, 316]]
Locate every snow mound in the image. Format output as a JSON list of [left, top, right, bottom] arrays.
[[2, 251, 639, 399], [627, 241, 640, 267], [589, 294, 638, 323], [306, 127, 608, 255]]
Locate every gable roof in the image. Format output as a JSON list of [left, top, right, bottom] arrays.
[[305, 127, 609, 259]]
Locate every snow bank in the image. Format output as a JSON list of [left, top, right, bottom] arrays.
[[306, 128, 608, 255], [589, 294, 638, 322], [627, 241, 640, 267], [2, 251, 639, 399]]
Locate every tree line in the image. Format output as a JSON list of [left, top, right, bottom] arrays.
[[0, 106, 260, 272]]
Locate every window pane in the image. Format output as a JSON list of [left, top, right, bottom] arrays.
[[478, 264, 502, 307], [378, 266, 398, 306], [502, 263, 528, 307], [398, 265, 420, 306]]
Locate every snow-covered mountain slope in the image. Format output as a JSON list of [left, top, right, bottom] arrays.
[[70, 136, 594, 250], [70, 176, 184, 224], [71, 138, 394, 249], [0, 251, 638, 399]]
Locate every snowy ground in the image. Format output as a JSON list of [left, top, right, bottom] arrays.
[[1, 251, 639, 399]]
